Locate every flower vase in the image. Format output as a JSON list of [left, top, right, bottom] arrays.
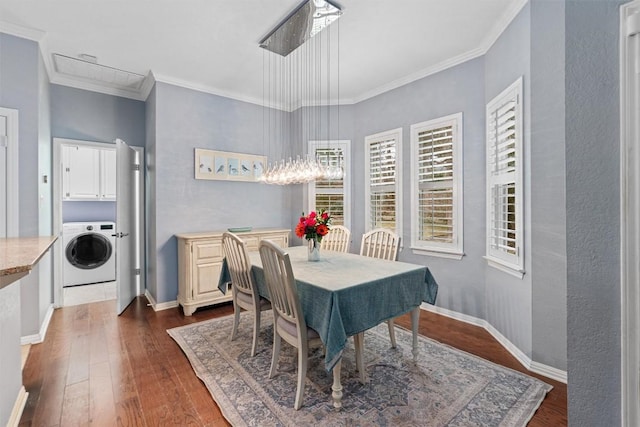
[[308, 237, 320, 261]]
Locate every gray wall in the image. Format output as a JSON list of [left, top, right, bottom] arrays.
[[148, 82, 293, 303], [530, 0, 567, 371], [62, 201, 116, 223], [0, 32, 42, 425], [484, 2, 533, 360], [353, 57, 488, 320], [565, 0, 623, 424], [145, 85, 158, 300], [51, 84, 146, 146]]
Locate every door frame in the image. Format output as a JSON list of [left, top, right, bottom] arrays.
[[620, 2, 640, 425], [52, 137, 145, 307], [0, 107, 19, 237]]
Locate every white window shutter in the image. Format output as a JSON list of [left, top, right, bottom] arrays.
[[486, 77, 524, 275], [365, 129, 402, 235], [410, 113, 463, 257]]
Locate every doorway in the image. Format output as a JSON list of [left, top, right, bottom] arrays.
[[52, 138, 145, 310], [0, 107, 19, 238]]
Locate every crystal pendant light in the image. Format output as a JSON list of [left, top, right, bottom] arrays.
[[259, 0, 342, 185]]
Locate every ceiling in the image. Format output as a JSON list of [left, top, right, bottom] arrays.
[[0, 0, 525, 105]]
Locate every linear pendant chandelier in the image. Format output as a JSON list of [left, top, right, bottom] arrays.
[[259, 0, 343, 185]]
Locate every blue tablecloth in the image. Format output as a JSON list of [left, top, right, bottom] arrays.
[[219, 246, 438, 371]]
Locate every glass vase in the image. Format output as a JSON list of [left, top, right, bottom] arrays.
[[308, 237, 320, 261]]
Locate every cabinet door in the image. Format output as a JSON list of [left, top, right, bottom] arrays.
[[64, 145, 101, 200], [101, 149, 117, 200], [194, 261, 223, 298]]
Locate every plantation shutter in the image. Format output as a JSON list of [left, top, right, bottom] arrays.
[[369, 137, 397, 230], [417, 125, 454, 243], [486, 77, 523, 271], [314, 147, 345, 225]]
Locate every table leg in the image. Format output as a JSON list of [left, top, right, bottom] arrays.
[[331, 359, 343, 409], [411, 307, 420, 362]]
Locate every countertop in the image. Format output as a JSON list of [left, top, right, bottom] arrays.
[[0, 236, 57, 288]]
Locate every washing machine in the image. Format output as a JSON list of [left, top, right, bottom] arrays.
[[63, 222, 116, 287]]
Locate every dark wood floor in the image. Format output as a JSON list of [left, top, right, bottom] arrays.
[[19, 297, 567, 426]]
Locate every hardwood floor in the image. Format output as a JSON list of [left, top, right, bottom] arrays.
[[20, 297, 567, 426]]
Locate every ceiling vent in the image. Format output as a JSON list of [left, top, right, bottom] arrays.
[[52, 53, 146, 92]]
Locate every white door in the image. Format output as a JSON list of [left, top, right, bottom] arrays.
[[115, 139, 138, 314]]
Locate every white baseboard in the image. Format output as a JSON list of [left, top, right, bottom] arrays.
[[422, 303, 567, 384], [144, 290, 178, 312], [20, 304, 54, 345], [7, 386, 28, 427]]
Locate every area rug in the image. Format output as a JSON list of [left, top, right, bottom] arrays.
[[167, 312, 551, 426]]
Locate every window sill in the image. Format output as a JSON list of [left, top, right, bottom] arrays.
[[411, 247, 464, 260], [484, 256, 525, 279]]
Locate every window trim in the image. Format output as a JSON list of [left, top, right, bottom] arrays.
[[409, 112, 464, 259], [364, 128, 403, 239], [485, 76, 524, 277], [307, 140, 351, 231]]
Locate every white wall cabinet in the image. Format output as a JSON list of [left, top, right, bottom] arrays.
[[62, 144, 116, 201], [176, 228, 290, 315]]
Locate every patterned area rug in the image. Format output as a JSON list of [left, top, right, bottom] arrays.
[[168, 312, 551, 426]]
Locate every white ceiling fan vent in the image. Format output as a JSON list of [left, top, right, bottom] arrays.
[[52, 53, 146, 91]]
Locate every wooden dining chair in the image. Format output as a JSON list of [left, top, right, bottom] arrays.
[[360, 228, 401, 348], [320, 225, 351, 253], [222, 232, 271, 357], [258, 240, 324, 410]]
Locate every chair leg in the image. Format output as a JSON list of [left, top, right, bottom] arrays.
[[269, 331, 281, 379], [354, 332, 366, 383], [250, 309, 260, 357], [230, 300, 240, 341], [388, 318, 397, 348], [294, 347, 308, 410]]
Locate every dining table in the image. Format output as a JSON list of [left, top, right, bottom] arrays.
[[220, 245, 438, 408]]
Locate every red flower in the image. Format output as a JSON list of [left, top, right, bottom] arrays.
[[305, 217, 316, 227], [321, 212, 329, 221], [316, 224, 329, 236], [309, 211, 317, 219], [295, 223, 306, 238]]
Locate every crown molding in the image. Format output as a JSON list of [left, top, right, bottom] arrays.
[[352, 0, 528, 104], [49, 73, 148, 101], [0, 20, 45, 41], [151, 72, 279, 109], [352, 46, 486, 104]]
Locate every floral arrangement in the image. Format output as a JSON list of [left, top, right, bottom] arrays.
[[295, 210, 331, 242]]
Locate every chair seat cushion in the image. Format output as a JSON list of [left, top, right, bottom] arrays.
[[237, 290, 270, 308], [276, 315, 319, 339]]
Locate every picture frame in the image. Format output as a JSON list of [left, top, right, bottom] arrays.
[[195, 148, 266, 182]]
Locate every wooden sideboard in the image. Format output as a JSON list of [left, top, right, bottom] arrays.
[[175, 228, 290, 315]]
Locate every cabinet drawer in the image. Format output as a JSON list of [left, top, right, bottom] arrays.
[[194, 242, 223, 260], [242, 236, 259, 251]]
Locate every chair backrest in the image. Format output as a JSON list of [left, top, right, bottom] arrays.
[[258, 240, 307, 333], [360, 228, 400, 261], [320, 225, 351, 253], [222, 232, 255, 296]]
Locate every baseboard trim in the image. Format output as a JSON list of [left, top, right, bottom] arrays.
[[7, 386, 28, 427], [422, 304, 567, 384], [144, 290, 178, 312], [21, 304, 54, 345]]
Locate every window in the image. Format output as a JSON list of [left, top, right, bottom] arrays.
[[365, 128, 402, 236], [308, 140, 350, 229], [486, 77, 524, 276], [410, 113, 463, 258]]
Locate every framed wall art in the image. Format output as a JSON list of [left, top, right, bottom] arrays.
[[195, 148, 266, 182]]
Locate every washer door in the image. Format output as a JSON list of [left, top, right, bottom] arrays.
[[66, 233, 113, 269]]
